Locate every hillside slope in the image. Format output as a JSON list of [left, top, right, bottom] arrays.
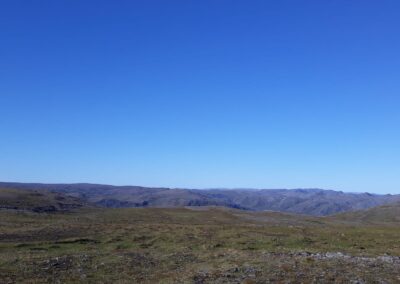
[[333, 202, 400, 224], [0, 187, 87, 213], [0, 182, 399, 216], [199, 188, 400, 215]]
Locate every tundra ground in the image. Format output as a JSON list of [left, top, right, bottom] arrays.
[[1, 207, 399, 283]]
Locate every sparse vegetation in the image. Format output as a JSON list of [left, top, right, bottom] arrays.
[[1, 204, 400, 283]]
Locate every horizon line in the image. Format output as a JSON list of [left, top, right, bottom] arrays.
[[0, 180, 396, 195]]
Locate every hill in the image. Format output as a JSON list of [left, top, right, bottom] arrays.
[[194, 188, 400, 216], [0, 187, 87, 213], [333, 202, 400, 224], [0, 182, 399, 216]]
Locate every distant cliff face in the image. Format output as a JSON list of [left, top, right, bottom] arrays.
[[0, 182, 399, 216]]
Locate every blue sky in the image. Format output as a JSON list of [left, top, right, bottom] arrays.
[[1, 1, 399, 193]]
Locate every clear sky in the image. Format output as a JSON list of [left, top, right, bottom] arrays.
[[1, 1, 399, 193]]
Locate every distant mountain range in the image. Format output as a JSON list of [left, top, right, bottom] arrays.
[[0, 182, 399, 216]]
